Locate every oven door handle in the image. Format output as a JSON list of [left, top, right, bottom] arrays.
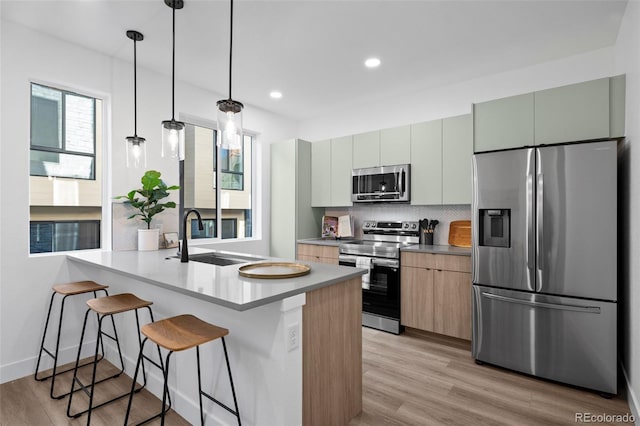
[[338, 255, 399, 268]]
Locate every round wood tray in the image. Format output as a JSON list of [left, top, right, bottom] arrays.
[[238, 262, 311, 279]]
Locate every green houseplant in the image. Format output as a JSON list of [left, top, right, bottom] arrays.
[[116, 170, 179, 250]]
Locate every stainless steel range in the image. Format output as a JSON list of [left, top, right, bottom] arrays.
[[339, 221, 419, 334]]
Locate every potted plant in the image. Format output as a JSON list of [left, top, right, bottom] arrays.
[[115, 170, 180, 251]]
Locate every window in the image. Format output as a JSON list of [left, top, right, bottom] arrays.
[[30, 221, 100, 253], [29, 82, 103, 254], [30, 83, 96, 180], [182, 122, 253, 240], [191, 218, 238, 239], [216, 145, 244, 190]]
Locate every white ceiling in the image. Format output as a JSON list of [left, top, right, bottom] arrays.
[[1, 0, 628, 121]]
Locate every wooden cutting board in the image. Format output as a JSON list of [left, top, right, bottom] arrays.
[[448, 220, 471, 248]]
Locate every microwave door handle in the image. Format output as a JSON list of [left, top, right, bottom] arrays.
[[398, 167, 405, 195]]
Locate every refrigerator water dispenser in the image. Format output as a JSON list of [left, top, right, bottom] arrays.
[[479, 209, 510, 247]]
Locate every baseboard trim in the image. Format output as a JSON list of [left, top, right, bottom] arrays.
[[1, 339, 98, 384], [621, 364, 639, 424]]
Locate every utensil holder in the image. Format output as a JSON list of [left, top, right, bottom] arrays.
[[420, 232, 434, 245]]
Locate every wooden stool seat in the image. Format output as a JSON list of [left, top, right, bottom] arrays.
[[142, 314, 229, 352], [52, 280, 108, 296], [86, 293, 152, 315]]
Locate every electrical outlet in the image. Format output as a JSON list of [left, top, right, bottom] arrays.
[[287, 322, 299, 352]]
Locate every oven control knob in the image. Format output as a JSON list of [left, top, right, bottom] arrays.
[[411, 223, 417, 229], [403, 223, 409, 229]]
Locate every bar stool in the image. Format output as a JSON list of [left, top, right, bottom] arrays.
[[35, 280, 111, 399], [124, 314, 241, 426], [67, 293, 160, 424]]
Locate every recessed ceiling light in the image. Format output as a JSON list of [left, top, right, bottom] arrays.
[[364, 57, 381, 68], [270, 91, 283, 99]]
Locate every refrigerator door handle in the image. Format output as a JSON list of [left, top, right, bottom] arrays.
[[481, 292, 601, 314], [536, 170, 544, 292], [526, 174, 534, 271]]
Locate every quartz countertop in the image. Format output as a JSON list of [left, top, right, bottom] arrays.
[[67, 248, 365, 311], [401, 244, 471, 256], [297, 238, 343, 247]]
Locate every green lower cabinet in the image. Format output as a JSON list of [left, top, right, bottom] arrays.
[[442, 114, 472, 205]]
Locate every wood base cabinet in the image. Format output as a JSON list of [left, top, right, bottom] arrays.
[[434, 270, 472, 340], [297, 243, 339, 265], [401, 266, 434, 331], [401, 252, 471, 340]]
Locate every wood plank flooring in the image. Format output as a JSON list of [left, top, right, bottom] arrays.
[[1, 328, 633, 425], [351, 327, 633, 426], [0, 359, 189, 425]]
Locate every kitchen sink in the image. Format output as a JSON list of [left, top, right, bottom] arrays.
[[176, 252, 265, 266]]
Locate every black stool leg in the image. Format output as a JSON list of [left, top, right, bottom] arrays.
[[221, 337, 241, 426], [196, 346, 204, 426], [160, 351, 173, 426], [36, 289, 110, 400], [124, 337, 148, 425], [85, 314, 106, 425], [34, 292, 56, 382], [67, 308, 91, 418]]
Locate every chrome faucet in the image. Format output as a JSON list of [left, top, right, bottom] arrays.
[[181, 209, 204, 263]]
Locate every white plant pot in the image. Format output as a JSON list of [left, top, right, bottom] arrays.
[[138, 228, 159, 251]]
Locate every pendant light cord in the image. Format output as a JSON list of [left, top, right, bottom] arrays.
[[171, 1, 176, 120], [133, 37, 138, 136], [228, 0, 233, 100]]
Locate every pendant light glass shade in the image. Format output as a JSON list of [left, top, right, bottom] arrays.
[[161, 120, 185, 158], [126, 136, 147, 168], [125, 30, 146, 168], [217, 99, 243, 150], [162, 0, 185, 160], [217, 0, 243, 150]]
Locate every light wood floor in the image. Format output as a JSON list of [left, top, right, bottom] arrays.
[[351, 327, 633, 426], [1, 329, 633, 425], [0, 359, 189, 425]]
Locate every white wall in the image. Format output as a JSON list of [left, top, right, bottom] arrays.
[[614, 0, 640, 419], [0, 19, 297, 382], [298, 47, 616, 141]]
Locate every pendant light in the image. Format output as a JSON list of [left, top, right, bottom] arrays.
[[217, 0, 243, 150], [126, 30, 147, 168], [161, 0, 185, 159]]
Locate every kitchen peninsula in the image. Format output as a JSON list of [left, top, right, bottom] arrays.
[[67, 247, 365, 426]]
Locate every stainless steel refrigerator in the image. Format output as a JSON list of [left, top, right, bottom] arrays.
[[471, 140, 617, 394]]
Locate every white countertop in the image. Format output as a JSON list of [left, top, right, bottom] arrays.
[[67, 247, 365, 311], [400, 244, 471, 256]]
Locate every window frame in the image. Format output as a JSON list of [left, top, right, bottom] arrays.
[[30, 82, 97, 180], [179, 114, 256, 242], [29, 219, 101, 253], [214, 138, 245, 191]]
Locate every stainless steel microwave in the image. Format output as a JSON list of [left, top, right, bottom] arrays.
[[351, 164, 410, 203]]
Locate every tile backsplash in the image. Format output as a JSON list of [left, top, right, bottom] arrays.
[[325, 204, 471, 245]]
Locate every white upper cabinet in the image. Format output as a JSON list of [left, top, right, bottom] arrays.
[[380, 125, 411, 166], [311, 139, 332, 207], [410, 120, 442, 205], [443, 115, 472, 205], [352, 131, 380, 169]]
